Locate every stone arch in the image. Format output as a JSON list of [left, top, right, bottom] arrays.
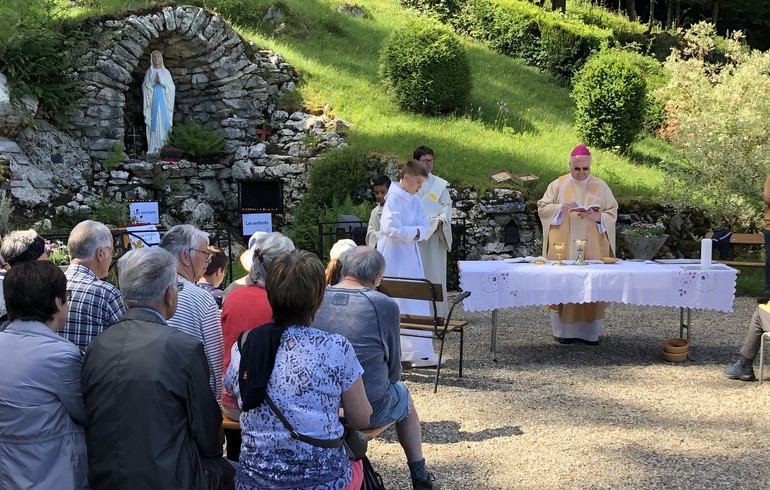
[[68, 5, 292, 161]]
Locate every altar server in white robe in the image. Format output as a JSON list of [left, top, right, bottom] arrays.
[[377, 160, 439, 366], [142, 50, 175, 155], [366, 175, 391, 249], [414, 146, 453, 318], [537, 145, 618, 344]]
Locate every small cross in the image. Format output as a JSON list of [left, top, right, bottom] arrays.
[[126, 124, 142, 157], [257, 124, 271, 142]]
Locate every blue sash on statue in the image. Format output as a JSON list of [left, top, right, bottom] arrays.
[[150, 83, 170, 132]]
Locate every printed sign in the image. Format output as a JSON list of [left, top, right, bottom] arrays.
[[242, 213, 273, 236], [123, 224, 161, 250], [129, 201, 160, 225]]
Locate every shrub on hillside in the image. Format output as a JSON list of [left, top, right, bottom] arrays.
[[379, 18, 471, 115], [451, 0, 542, 64], [571, 49, 647, 150], [448, 0, 612, 82], [284, 147, 371, 252]]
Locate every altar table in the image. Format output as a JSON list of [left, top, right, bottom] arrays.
[[458, 260, 738, 359]]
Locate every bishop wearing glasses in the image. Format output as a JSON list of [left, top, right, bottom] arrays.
[[537, 145, 618, 345]]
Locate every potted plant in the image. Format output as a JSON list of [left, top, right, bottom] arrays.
[[45, 239, 70, 271], [622, 221, 668, 260], [159, 146, 183, 163]]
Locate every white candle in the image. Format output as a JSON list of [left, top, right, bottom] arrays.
[[701, 238, 713, 269]]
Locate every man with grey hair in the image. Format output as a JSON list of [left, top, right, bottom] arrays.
[[82, 247, 234, 489], [160, 224, 224, 402], [312, 245, 441, 490], [61, 220, 126, 351]]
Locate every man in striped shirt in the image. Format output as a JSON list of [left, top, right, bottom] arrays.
[[160, 224, 224, 403], [61, 220, 126, 351]]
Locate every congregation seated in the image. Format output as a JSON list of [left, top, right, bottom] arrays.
[[222, 231, 268, 301], [724, 303, 770, 381], [82, 247, 234, 489], [223, 250, 371, 490], [325, 238, 357, 285], [61, 219, 126, 351], [312, 245, 441, 490], [0, 261, 89, 489], [160, 224, 224, 402], [220, 231, 294, 419], [0, 228, 50, 322], [196, 245, 229, 308]]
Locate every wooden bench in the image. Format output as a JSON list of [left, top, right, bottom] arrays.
[[705, 232, 765, 268], [377, 277, 471, 393]]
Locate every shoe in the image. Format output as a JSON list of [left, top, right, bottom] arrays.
[[578, 338, 600, 346], [758, 296, 770, 304], [723, 360, 756, 381], [410, 356, 444, 368], [413, 473, 440, 490], [554, 337, 576, 344]]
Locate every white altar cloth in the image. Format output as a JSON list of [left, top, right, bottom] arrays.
[[458, 260, 737, 313]]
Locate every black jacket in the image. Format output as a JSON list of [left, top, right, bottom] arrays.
[[82, 308, 226, 490]]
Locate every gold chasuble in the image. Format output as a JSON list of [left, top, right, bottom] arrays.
[[537, 175, 618, 324]]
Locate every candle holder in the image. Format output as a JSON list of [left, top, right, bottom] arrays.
[[573, 239, 587, 266], [553, 242, 566, 266]]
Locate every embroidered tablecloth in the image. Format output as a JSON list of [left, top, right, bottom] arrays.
[[458, 260, 737, 313]]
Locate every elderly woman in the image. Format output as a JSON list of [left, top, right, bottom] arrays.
[[220, 231, 294, 418], [0, 261, 88, 489], [223, 250, 372, 490], [0, 228, 49, 323], [325, 238, 357, 285]]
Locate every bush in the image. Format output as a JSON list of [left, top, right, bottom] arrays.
[[451, 0, 542, 64], [284, 147, 372, 252], [166, 120, 225, 161], [539, 18, 613, 83], [571, 49, 647, 150], [379, 17, 471, 115], [0, 24, 85, 120], [400, 0, 464, 22]]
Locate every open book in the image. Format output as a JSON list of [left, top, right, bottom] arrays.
[[570, 203, 601, 212]]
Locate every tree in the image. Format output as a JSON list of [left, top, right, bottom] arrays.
[[660, 22, 770, 223], [625, 0, 637, 21]]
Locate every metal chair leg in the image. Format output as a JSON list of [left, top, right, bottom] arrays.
[[761, 332, 770, 385], [434, 338, 446, 394]]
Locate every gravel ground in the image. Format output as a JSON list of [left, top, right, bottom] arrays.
[[369, 295, 770, 490]]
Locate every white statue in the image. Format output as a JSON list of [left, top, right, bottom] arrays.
[[142, 50, 175, 155]]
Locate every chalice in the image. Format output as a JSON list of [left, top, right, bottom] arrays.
[[553, 241, 566, 266], [573, 239, 587, 266]]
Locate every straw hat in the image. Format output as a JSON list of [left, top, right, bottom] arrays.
[[239, 231, 270, 270]]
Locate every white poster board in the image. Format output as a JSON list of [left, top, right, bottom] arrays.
[[123, 224, 161, 250], [242, 213, 273, 236], [129, 201, 160, 224]]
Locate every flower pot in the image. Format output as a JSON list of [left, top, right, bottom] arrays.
[[623, 234, 668, 260]]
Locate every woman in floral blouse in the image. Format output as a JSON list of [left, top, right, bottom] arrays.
[[223, 250, 371, 489]]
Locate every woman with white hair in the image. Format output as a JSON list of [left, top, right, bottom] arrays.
[[220, 231, 294, 419]]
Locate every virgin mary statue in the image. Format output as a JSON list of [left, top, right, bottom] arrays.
[[142, 50, 175, 155]]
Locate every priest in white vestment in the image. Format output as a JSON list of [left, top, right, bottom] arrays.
[[537, 145, 618, 344], [414, 146, 453, 319], [377, 161, 439, 366], [142, 50, 175, 155]]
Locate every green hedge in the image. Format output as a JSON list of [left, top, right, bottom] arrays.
[[379, 17, 471, 115], [571, 49, 647, 149], [448, 0, 613, 82]]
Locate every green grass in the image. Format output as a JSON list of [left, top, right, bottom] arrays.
[[47, 0, 672, 198]]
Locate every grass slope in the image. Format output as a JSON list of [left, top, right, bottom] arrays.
[[56, 0, 673, 197]]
